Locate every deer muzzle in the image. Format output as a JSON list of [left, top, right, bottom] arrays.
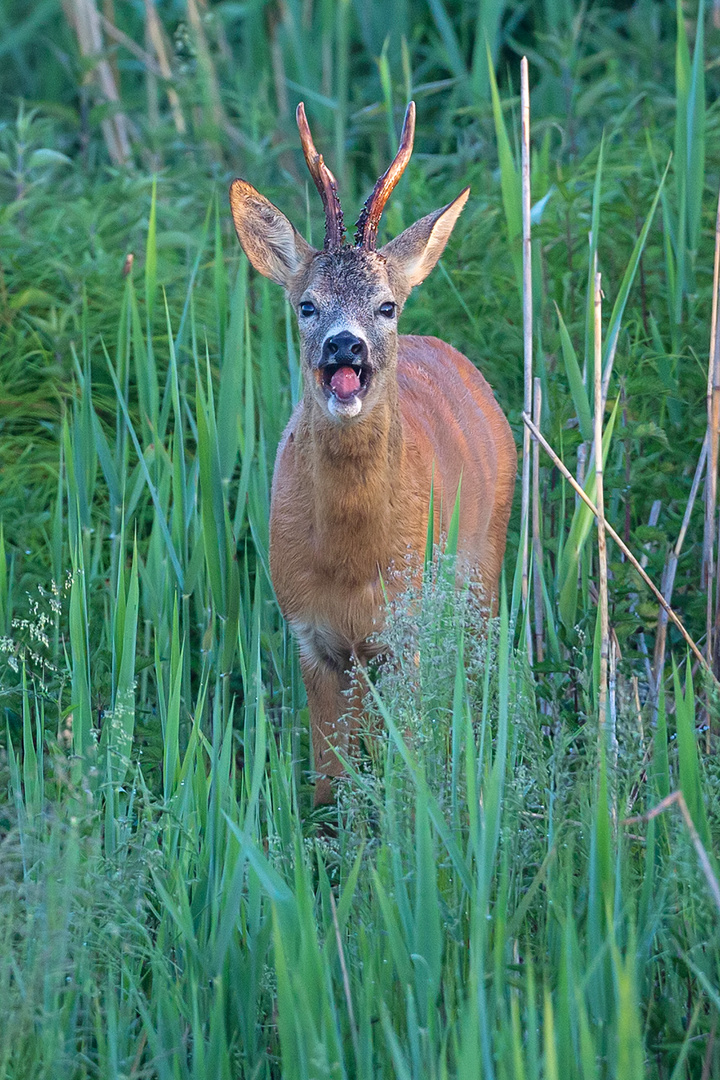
[[317, 330, 372, 416]]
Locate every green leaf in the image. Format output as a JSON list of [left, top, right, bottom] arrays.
[[488, 46, 522, 292], [556, 302, 592, 442], [27, 147, 72, 169], [427, 0, 466, 80], [672, 655, 711, 849], [413, 787, 442, 1022]]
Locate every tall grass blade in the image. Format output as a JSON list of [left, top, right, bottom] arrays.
[[556, 302, 592, 442], [488, 49, 522, 291], [557, 398, 619, 629], [672, 655, 711, 847]]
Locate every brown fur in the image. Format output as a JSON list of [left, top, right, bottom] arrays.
[[269, 334, 516, 804], [229, 175, 517, 806]]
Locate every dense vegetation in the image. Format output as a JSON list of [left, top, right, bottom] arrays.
[[1, 0, 720, 1075]]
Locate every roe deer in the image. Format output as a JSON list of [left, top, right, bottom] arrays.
[[230, 103, 516, 805]]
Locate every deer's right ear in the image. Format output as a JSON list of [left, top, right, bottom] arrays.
[[229, 179, 316, 288]]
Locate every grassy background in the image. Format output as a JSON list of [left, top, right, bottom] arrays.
[[1, 0, 720, 1076]]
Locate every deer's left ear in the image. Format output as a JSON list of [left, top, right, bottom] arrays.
[[380, 187, 469, 291]]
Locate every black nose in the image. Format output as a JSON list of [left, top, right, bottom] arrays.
[[321, 330, 367, 366]]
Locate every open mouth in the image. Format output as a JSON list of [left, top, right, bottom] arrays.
[[318, 363, 372, 404]]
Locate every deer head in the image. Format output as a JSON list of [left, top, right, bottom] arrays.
[[230, 103, 469, 422]]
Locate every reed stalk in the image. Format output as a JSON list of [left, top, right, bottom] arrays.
[[186, 0, 226, 139], [703, 186, 720, 681], [594, 273, 611, 755], [144, 16, 159, 133], [714, 502, 720, 670], [102, 0, 120, 88], [269, 13, 290, 120], [595, 272, 617, 777], [144, 0, 186, 134], [65, 0, 132, 166], [520, 57, 533, 654], [532, 377, 544, 664], [101, 14, 163, 76]]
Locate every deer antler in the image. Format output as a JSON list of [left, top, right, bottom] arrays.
[[296, 102, 345, 250], [354, 102, 416, 250]]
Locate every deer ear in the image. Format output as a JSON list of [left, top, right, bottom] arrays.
[[230, 179, 316, 288], [380, 187, 469, 290]]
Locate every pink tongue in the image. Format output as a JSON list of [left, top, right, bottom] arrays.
[[330, 365, 361, 400]]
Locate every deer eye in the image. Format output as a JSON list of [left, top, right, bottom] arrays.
[[379, 301, 396, 318], [299, 301, 316, 317]]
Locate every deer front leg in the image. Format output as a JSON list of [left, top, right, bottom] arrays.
[[300, 653, 361, 806]]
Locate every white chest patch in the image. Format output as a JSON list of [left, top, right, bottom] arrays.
[[292, 620, 352, 672]]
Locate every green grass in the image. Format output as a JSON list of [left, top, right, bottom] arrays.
[[1, 0, 720, 1076]]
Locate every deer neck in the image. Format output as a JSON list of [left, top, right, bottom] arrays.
[[300, 384, 407, 580]]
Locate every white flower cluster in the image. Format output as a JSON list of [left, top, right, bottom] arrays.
[[0, 578, 70, 682]]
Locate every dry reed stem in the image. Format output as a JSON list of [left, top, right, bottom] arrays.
[[520, 57, 533, 644], [532, 377, 544, 664], [594, 273, 611, 752], [102, 0, 120, 87], [100, 13, 163, 76], [522, 412, 717, 683], [65, 0, 132, 166], [652, 434, 708, 710], [714, 506, 720, 684], [715, 499, 720, 622], [623, 790, 720, 918], [269, 10, 290, 120], [144, 0, 186, 134], [186, 0, 227, 135], [704, 186, 720, 677], [144, 18, 159, 132]]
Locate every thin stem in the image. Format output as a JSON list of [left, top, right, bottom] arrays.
[[144, 0, 185, 133], [532, 377, 544, 665], [652, 434, 708, 713], [704, 186, 720, 667], [520, 56, 533, 641], [594, 273, 611, 755]]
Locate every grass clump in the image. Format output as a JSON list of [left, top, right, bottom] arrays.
[[3, 563, 719, 1077]]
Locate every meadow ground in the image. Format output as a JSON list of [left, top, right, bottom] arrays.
[[1, 0, 720, 1076]]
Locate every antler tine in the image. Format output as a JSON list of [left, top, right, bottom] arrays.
[[354, 102, 416, 250], [296, 102, 345, 250]]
